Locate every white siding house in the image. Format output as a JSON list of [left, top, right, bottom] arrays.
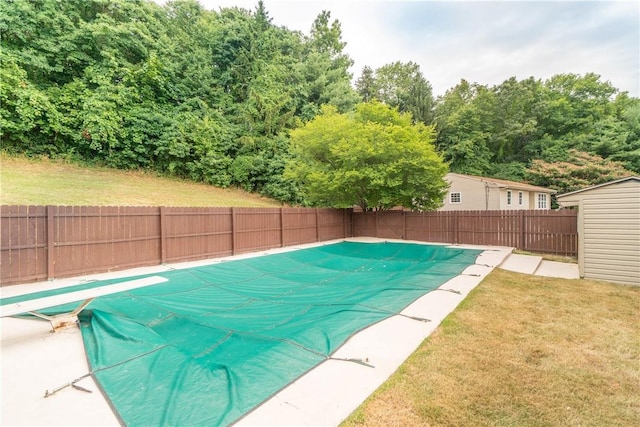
[[441, 173, 555, 211], [556, 177, 640, 286]]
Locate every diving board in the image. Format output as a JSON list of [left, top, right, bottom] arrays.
[[0, 276, 168, 331]]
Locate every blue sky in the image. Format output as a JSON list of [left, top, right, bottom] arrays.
[[167, 1, 639, 97]]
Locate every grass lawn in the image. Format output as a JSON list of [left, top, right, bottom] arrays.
[[342, 269, 640, 427], [0, 154, 282, 207]]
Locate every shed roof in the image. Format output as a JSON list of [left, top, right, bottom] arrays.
[[557, 176, 640, 200], [446, 173, 556, 193]]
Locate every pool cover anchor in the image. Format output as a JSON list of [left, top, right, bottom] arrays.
[[437, 288, 462, 295], [44, 374, 93, 398], [330, 357, 375, 368]]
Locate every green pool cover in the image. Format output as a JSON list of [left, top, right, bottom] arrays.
[[10, 241, 482, 426]]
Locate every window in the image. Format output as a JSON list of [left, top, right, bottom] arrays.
[[506, 190, 512, 206], [537, 193, 547, 209], [518, 191, 524, 206], [450, 192, 461, 204]]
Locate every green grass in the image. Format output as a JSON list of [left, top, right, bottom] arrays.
[[342, 269, 640, 427], [0, 154, 282, 207]]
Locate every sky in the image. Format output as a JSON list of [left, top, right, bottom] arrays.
[[163, 0, 639, 97]]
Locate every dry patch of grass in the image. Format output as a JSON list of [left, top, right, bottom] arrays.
[[0, 154, 282, 207], [342, 269, 640, 427]]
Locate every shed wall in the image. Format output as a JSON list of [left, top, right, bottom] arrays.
[[567, 180, 640, 285]]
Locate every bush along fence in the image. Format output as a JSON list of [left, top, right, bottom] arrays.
[[1, 207, 577, 286]]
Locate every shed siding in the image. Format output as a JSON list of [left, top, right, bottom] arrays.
[[579, 180, 640, 285]]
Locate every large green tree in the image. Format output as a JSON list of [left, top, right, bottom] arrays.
[[297, 10, 360, 118], [434, 80, 494, 175], [356, 61, 434, 124], [285, 101, 448, 211]]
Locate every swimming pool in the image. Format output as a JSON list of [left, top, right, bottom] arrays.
[[7, 241, 483, 426]]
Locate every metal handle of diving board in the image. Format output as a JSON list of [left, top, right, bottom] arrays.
[[0, 276, 168, 331]]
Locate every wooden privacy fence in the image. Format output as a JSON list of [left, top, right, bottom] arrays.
[[352, 210, 577, 256], [1, 207, 577, 286], [0, 206, 351, 286]]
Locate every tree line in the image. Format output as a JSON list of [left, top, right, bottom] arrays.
[[2, 0, 638, 206]]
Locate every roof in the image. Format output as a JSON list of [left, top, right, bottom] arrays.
[[557, 176, 640, 199], [446, 173, 556, 193]]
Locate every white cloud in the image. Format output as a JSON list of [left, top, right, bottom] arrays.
[[160, 0, 640, 96]]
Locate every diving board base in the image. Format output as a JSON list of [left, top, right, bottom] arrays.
[[28, 298, 95, 331], [1, 276, 168, 332]]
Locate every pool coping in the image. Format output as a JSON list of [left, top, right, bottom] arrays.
[[1, 237, 513, 426]]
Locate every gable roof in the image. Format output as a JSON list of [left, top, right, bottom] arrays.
[[446, 173, 556, 193], [556, 176, 640, 199]]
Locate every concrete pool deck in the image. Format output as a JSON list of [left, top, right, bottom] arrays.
[[1, 238, 575, 426], [499, 253, 580, 279]]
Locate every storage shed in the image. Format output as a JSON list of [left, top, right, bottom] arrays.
[[556, 176, 640, 285]]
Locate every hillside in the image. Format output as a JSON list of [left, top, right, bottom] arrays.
[[0, 155, 283, 207]]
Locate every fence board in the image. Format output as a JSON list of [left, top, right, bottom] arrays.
[[234, 208, 282, 254], [317, 208, 351, 242], [164, 207, 232, 263], [405, 211, 455, 243], [0, 206, 47, 284], [282, 208, 317, 246]]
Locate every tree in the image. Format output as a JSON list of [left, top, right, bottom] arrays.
[[299, 11, 360, 116], [489, 77, 544, 163], [285, 101, 448, 211], [360, 61, 435, 124], [355, 65, 376, 102], [434, 80, 494, 175], [525, 149, 633, 193]]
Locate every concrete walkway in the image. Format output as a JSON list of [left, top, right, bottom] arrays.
[[499, 253, 580, 279]]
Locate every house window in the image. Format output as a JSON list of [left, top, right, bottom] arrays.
[[506, 190, 512, 206], [450, 192, 461, 204], [518, 191, 523, 206], [537, 193, 547, 209]]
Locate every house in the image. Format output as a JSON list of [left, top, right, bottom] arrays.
[[556, 176, 640, 286], [440, 173, 556, 211]]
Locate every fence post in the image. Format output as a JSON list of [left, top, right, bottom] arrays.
[[47, 205, 54, 280], [159, 206, 167, 264], [454, 211, 460, 244], [519, 210, 526, 250], [402, 210, 407, 239], [315, 208, 320, 242], [231, 207, 237, 255], [343, 209, 347, 238], [280, 208, 285, 247]]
